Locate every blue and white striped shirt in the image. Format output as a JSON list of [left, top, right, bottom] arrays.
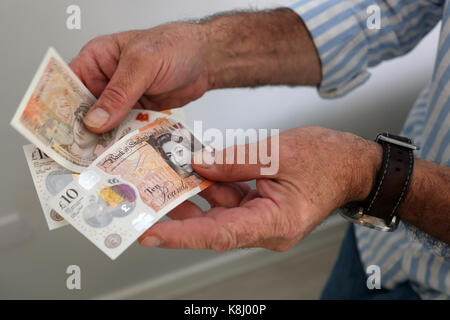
[[289, 0, 449, 299]]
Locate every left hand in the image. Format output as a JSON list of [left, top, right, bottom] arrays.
[[139, 126, 382, 251]]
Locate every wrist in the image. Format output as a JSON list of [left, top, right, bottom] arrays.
[[345, 136, 383, 204], [197, 8, 321, 90]]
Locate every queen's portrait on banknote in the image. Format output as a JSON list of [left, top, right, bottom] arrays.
[[147, 126, 199, 179]]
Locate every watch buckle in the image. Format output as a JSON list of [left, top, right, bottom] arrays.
[[339, 206, 399, 232], [376, 134, 420, 150]]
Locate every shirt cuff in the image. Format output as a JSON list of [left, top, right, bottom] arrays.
[[288, 0, 371, 98]]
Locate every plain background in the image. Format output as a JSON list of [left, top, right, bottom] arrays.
[[0, 0, 439, 299]]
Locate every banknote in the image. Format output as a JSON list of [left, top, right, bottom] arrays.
[[50, 118, 212, 259], [11, 47, 117, 173], [156, 108, 187, 123], [23, 109, 184, 231], [11, 46, 188, 173], [23, 144, 73, 230], [115, 108, 186, 143]]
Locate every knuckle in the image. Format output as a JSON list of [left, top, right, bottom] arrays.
[[124, 45, 145, 60], [210, 225, 236, 252], [79, 40, 95, 54], [80, 35, 109, 54]]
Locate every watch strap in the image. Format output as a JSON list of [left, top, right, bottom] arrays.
[[363, 133, 415, 225]]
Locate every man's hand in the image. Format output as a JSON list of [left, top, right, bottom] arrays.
[[138, 127, 382, 251], [138, 125, 450, 250], [69, 23, 210, 133], [70, 8, 321, 134]]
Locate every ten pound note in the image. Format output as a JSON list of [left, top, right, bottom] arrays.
[[23, 109, 185, 231], [50, 118, 212, 260], [23, 144, 74, 230]]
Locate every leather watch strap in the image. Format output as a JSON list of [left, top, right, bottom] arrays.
[[363, 133, 415, 225]]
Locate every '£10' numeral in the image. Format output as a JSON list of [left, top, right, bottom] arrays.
[[59, 188, 79, 209]]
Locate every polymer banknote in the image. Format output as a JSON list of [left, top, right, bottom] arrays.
[[10, 47, 187, 173], [24, 109, 186, 230], [23, 144, 73, 230], [10, 47, 107, 172], [49, 118, 212, 259]]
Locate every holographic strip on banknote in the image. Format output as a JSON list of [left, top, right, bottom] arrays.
[[50, 118, 212, 259]]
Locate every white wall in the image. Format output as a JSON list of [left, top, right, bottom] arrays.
[[0, 0, 439, 298]]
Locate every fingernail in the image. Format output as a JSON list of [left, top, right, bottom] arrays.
[[141, 236, 161, 247], [83, 107, 110, 128]]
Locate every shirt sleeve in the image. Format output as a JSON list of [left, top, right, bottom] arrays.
[[288, 0, 444, 98]]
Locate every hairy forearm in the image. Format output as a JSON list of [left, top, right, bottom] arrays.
[[357, 142, 450, 244], [398, 159, 450, 244], [198, 8, 321, 89]]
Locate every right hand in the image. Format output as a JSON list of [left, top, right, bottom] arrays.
[[69, 23, 210, 133]]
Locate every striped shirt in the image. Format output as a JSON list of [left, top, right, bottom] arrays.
[[289, 0, 449, 299]]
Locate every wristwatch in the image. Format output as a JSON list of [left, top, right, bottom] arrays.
[[340, 133, 419, 232]]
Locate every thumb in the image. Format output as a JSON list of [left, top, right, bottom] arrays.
[[193, 142, 279, 182], [83, 54, 151, 133]]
